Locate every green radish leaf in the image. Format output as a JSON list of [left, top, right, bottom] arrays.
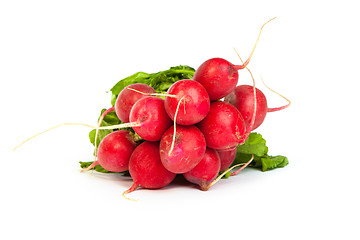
[[230, 132, 289, 172], [101, 109, 121, 125], [79, 161, 130, 175], [89, 109, 121, 147], [109, 65, 195, 106], [237, 132, 268, 157], [79, 161, 113, 173], [89, 122, 112, 147], [260, 155, 289, 171], [110, 72, 151, 96]]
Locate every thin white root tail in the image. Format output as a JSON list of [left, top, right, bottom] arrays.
[[168, 96, 185, 156], [13, 122, 142, 151], [230, 155, 254, 176], [122, 183, 139, 201], [80, 161, 99, 173], [236, 17, 277, 69], [127, 88, 177, 98], [203, 155, 254, 191], [234, 48, 257, 144], [12, 123, 97, 151], [260, 75, 291, 112]]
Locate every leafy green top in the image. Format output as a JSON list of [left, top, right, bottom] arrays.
[[234, 132, 288, 172], [110, 65, 195, 106]]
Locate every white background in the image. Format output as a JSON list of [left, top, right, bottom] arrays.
[[1, 0, 359, 239]]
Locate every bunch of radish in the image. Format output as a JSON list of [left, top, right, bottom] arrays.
[[14, 18, 290, 199], [80, 18, 290, 198]]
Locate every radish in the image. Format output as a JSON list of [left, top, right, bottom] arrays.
[[183, 148, 221, 190], [82, 130, 137, 172], [115, 83, 156, 123], [193, 18, 275, 101], [193, 57, 241, 101], [160, 125, 206, 174], [129, 96, 172, 141], [217, 148, 237, 172], [224, 83, 291, 131], [123, 141, 176, 199], [164, 79, 210, 125], [224, 85, 267, 130], [197, 101, 246, 150]]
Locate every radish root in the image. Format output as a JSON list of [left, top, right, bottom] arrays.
[[234, 17, 276, 70], [234, 48, 257, 145], [13, 122, 98, 151], [168, 96, 185, 156], [13, 122, 142, 151], [259, 75, 291, 112], [80, 161, 99, 173], [122, 183, 139, 201], [127, 87, 177, 98], [202, 155, 254, 191], [230, 155, 254, 176]]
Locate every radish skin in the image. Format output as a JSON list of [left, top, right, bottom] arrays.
[[164, 80, 210, 125], [83, 130, 137, 172], [225, 85, 267, 131], [160, 125, 206, 174], [130, 96, 172, 141], [217, 148, 237, 172], [183, 148, 221, 190], [123, 141, 177, 199], [115, 83, 156, 123], [197, 101, 246, 150]]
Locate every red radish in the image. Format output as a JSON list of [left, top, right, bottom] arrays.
[[183, 148, 221, 190], [84, 130, 137, 172], [130, 96, 172, 141], [115, 83, 156, 123], [224, 77, 291, 131], [193, 58, 241, 101], [217, 147, 237, 172], [160, 125, 206, 174], [224, 85, 268, 131], [123, 141, 176, 198], [164, 79, 210, 125], [193, 18, 275, 101], [197, 101, 246, 150]]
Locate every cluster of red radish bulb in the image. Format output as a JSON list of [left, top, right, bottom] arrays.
[[84, 61, 288, 199], [80, 18, 289, 198], [10, 18, 290, 199]]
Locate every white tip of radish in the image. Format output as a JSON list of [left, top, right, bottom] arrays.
[[122, 183, 139, 201]]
